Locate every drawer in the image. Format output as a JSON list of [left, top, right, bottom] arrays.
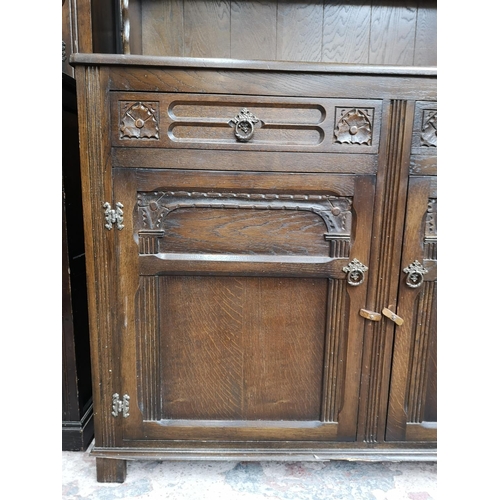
[[111, 92, 382, 153]]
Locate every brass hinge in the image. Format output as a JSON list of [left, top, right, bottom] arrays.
[[103, 202, 125, 230], [111, 393, 130, 418]]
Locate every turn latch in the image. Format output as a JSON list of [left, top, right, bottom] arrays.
[[382, 308, 404, 326]]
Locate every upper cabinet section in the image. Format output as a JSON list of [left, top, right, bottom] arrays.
[[78, 0, 436, 67]]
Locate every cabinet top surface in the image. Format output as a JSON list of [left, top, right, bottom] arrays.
[[70, 54, 437, 77]]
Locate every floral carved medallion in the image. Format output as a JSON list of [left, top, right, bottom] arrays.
[[334, 108, 373, 145], [421, 110, 437, 147], [120, 101, 159, 139]]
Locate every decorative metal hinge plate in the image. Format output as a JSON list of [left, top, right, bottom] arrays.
[[103, 202, 125, 230], [111, 393, 130, 418]]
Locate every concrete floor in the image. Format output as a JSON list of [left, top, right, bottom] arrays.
[[62, 442, 437, 500]]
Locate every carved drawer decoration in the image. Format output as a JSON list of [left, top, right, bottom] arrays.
[[420, 111, 437, 147], [334, 108, 373, 146], [410, 101, 437, 174], [411, 101, 437, 154], [424, 198, 437, 260], [331, 101, 381, 153], [119, 101, 159, 140], [111, 93, 382, 154], [136, 191, 352, 258]]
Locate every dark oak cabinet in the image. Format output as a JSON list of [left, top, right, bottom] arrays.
[[71, 53, 436, 482]]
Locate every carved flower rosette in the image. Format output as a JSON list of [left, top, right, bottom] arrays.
[[120, 102, 159, 139], [334, 108, 372, 145], [421, 111, 437, 147]]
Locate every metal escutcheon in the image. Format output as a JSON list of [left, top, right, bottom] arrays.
[[403, 260, 428, 288], [343, 258, 368, 286]]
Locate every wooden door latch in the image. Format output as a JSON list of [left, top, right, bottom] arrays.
[[359, 308, 404, 325]]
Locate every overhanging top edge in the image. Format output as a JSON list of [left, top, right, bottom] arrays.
[[69, 53, 437, 77]]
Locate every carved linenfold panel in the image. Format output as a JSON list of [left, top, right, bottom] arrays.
[[136, 191, 352, 256], [334, 108, 374, 146], [421, 111, 437, 147], [424, 198, 437, 260], [407, 281, 436, 423], [120, 101, 159, 139]]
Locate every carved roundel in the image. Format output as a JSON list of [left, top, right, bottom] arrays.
[[421, 110, 437, 147], [334, 108, 373, 146], [120, 101, 159, 140]]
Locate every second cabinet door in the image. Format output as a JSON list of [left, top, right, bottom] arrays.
[[386, 176, 437, 442], [112, 166, 376, 444]]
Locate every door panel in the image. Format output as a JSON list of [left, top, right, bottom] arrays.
[[159, 275, 327, 421], [385, 176, 437, 441], [114, 167, 375, 442]]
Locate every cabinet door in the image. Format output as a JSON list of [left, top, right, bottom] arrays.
[[385, 176, 437, 441], [112, 167, 375, 445]]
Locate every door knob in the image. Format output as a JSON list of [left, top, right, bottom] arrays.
[[382, 308, 404, 326]]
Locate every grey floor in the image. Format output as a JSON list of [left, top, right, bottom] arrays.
[[62, 441, 438, 500]]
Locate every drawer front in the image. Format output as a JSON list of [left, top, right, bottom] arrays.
[[111, 93, 382, 153]]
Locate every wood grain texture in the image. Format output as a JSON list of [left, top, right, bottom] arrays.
[[96, 457, 126, 483], [114, 1, 435, 66], [134, 169, 357, 197], [231, 1, 278, 60], [369, 2, 418, 65], [184, 1, 231, 58], [322, 0, 371, 64], [103, 66, 436, 102], [75, 0, 93, 53], [141, 0, 184, 56], [155, 209, 330, 256], [112, 149, 379, 174], [277, 1, 323, 62], [159, 276, 327, 420], [414, 0, 437, 66]]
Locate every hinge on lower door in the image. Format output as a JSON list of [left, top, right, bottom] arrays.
[[111, 393, 130, 418], [103, 202, 125, 230]]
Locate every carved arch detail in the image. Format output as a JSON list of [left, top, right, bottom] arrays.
[[137, 190, 352, 245]]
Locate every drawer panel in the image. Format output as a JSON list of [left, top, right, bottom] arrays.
[[111, 93, 382, 153]]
